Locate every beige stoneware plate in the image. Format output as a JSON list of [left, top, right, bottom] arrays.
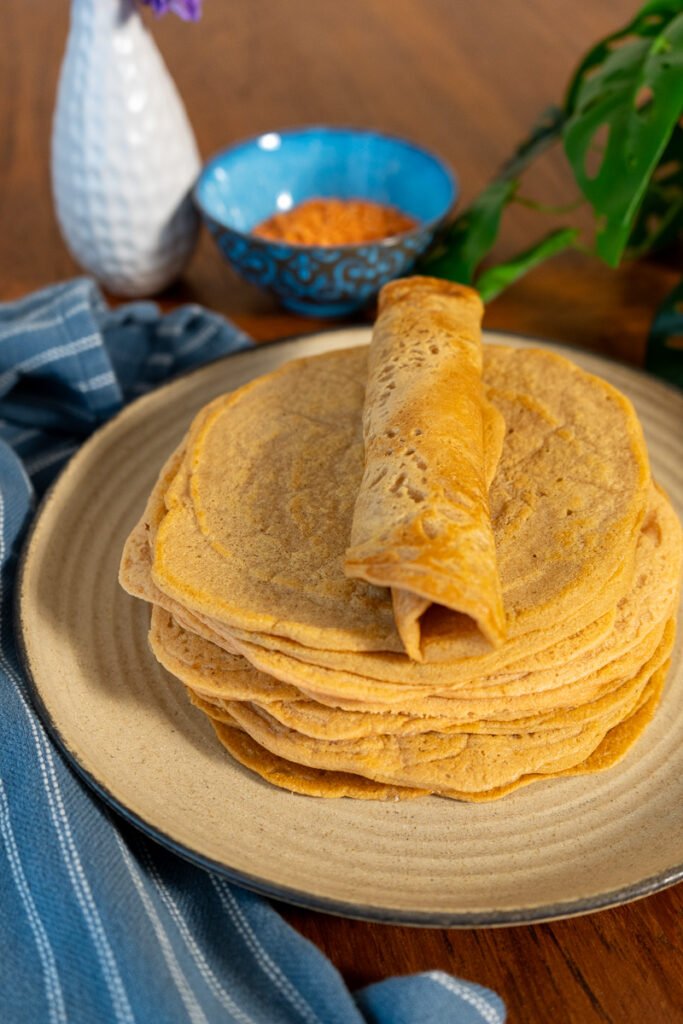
[[18, 329, 683, 926]]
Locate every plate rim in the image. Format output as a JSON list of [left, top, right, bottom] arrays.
[[15, 326, 683, 928]]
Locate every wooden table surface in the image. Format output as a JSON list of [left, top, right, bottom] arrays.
[[3, 2, 682, 1021]]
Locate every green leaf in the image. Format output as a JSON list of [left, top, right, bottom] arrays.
[[646, 277, 683, 387], [474, 228, 579, 302], [563, 5, 683, 266], [565, 1, 683, 114], [627, 122, 683, 256]]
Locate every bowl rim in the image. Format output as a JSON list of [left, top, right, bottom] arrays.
[[192, 123, 458, 253]]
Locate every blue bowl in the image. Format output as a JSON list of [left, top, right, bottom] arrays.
[[194, 127, 457, 317]]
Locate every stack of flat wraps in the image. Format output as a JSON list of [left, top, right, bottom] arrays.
[[119, 277, 682, 801]]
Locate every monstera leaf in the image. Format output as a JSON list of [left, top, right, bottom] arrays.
[[563, 1, 683, 266], [628, 123, 683, 256], [420, 2, 683, 302]]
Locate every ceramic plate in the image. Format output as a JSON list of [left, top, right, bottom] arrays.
[[17, 329, 683, 926]]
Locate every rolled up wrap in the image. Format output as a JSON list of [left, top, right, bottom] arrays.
[[344, 276, 506, 661]]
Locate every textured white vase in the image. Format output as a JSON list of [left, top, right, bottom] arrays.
[[52, 0, 201, 297]]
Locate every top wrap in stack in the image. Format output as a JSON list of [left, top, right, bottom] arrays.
[[344, 278, 506, 660]]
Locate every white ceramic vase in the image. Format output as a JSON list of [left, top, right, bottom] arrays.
[[52, 0, 201, 297]]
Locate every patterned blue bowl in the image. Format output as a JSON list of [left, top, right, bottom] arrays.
[[194, 127, 457, 317]]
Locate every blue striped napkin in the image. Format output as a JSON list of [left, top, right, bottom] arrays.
[[0, 279, 506, 1024]]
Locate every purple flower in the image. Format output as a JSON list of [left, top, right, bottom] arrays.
[[139, 0, 202, 20]]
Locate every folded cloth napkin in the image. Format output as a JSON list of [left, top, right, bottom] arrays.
[[0, 280, 506, 1024]]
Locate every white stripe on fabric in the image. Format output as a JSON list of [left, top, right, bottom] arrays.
[[140, 850, 258, 1024], [156, 323, 187, 338], [0, 335, 102, 392], [63, 300, 91, 319], [426, 971, 504, 1024], [5, 428, 42, 448], [0, 779, 67, 1024], [25, 291, 89, 325], [0, 318, 67, 344], [73, 370, 117, 393], [0, 495, 135, 1024], [113, 834, 209, 1024], [10, 708, 135, 1024], [23, 444, 78, 476], [177, 323, 219, 357], [212, 877, 322, 1024], [0, 299, 91, 343], [1, 290, 67, 328]]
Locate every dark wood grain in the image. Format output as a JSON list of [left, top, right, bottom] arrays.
[[2, 2, 682, 1021], [280, 888, 683, 1023]]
